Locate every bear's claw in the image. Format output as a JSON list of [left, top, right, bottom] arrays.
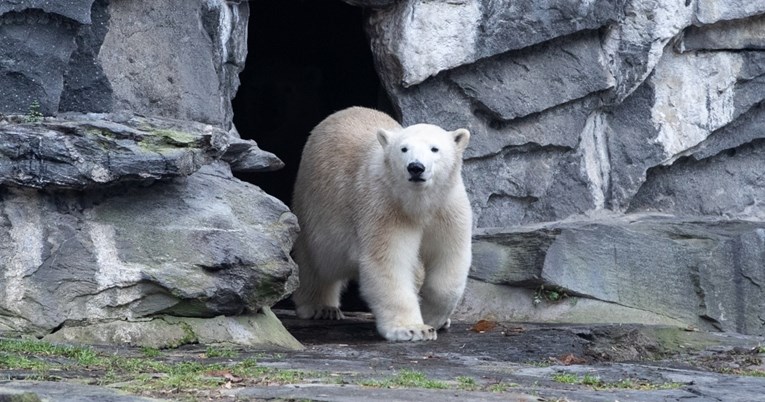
[[381, 324, 437, 341], [296, 305, 345, 320]]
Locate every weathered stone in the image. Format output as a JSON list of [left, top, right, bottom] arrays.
[[44, 308, 303, 350], [629, 140, 765, 220], [0, 9, 79, 115], [450, 31, 613, 121], [0, 0, 95, 24], [695, 0, 765, 24], [0, 114, 228, 190], [464, 216, 765, 335], [0, 0, 249, 129], [679, 14, 765, 51], [367, 0, 625, 87], [222, 137, 285, 173], [0, 381, 153, 402], [0, 163, 299, 336], [607, 49, 765, 210]]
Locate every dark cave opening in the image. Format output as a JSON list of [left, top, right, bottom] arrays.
[[232, 1, 388, 312], [232, 0, 389, 205]]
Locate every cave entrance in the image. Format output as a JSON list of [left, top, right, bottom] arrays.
[[232, 1, 388, 312], [232, 0, 388, 205]]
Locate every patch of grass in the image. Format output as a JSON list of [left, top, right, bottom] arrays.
[[719, 368, 765, 378], [551, 371, 683, 391], [0, 338, 315, 399], [361, 369, 448, 389], [551, 372, 579, 384], [488, 382, 517, 392], [205, 346, 238, 359], [140, 347, 161, 358], [456, 375, 478, 391]]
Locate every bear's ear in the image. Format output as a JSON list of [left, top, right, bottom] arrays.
[[452, 128, 470, 151], [377, 128, 393, 147]]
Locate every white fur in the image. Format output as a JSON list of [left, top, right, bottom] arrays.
[[291, 107, 472, 342]]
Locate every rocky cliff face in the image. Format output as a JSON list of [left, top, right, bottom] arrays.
[[1, 0, 763, 342], [355, 0, 765, 335], [0, 0, 299, 348]]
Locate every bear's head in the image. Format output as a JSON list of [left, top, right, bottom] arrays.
[[377, 124, 470, 190]]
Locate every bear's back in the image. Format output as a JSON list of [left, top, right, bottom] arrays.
[[293, 107, 402, 228]]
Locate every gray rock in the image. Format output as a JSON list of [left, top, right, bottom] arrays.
[[0, 0, 95, 24], [0, 10, 79, 115], [450, 31, 613, 121], [367, 0, 625, 87], [679, 14, 765, 51], [695, 0, 765, 24], [0, 0, 249, 129], [0, 163, 299, 336], [629, 140, 765, 220], [45, 308, 303, 350], [465, 215, 765, 335], [222, 138, 285, 173], [0, 381, 154, 402], [0, 114, 228, 190]]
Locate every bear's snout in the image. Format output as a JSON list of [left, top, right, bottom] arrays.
[[407, 161, 426, 182]]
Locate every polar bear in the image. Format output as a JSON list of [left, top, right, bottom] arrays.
[[291, 107, 472, 342]]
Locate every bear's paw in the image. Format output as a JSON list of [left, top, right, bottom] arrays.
[[296, 305, 345, 320], [381, 324, 437, 342]]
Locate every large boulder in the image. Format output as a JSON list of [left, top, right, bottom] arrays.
[[456, 215, 765, 335], [0, 159, 299, 341]]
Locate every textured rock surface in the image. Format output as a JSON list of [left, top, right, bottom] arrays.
[[456, 215, 765, 335], [0, 163, 299, 336], [0, 0, 249, 129], [365, 0, 765, 227], [0, 114, 228, 189], [0, 0, 295, 347], [45, 308, 303, 350]]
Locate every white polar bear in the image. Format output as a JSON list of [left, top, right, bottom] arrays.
[[291, 107, 472, 342]]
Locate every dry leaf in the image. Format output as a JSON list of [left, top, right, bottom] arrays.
[[558, 353, 586, 365], [470, 319, 497, 333]]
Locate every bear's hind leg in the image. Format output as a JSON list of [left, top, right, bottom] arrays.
[[293, 278, 347, 320], [291, 244, 347, 320]]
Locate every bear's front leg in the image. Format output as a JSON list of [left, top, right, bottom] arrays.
[[358, 229, 436, 342], [419, 217, 472, 330]]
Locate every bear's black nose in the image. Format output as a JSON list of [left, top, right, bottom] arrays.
[[407, 162, 425, 176]]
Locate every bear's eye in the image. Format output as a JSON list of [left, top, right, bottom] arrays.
[[431, 147, 439, 153], [401, 147, 408, 153]]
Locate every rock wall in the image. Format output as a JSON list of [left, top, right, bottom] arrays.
[[0, 0, 299, 348], [357, 0, 765, 334]]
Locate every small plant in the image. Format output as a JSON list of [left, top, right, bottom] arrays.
[[551, 371, 683, 390], [361, 369, 448, 389], [488, 382, 516, 392], [551, 372, 579, 384], [26, 100, 43, 123], [205, 345, 238, 358], [533, 285, 569, 306], [456, 375, 478, 391], [140, 347, 161, 358]]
